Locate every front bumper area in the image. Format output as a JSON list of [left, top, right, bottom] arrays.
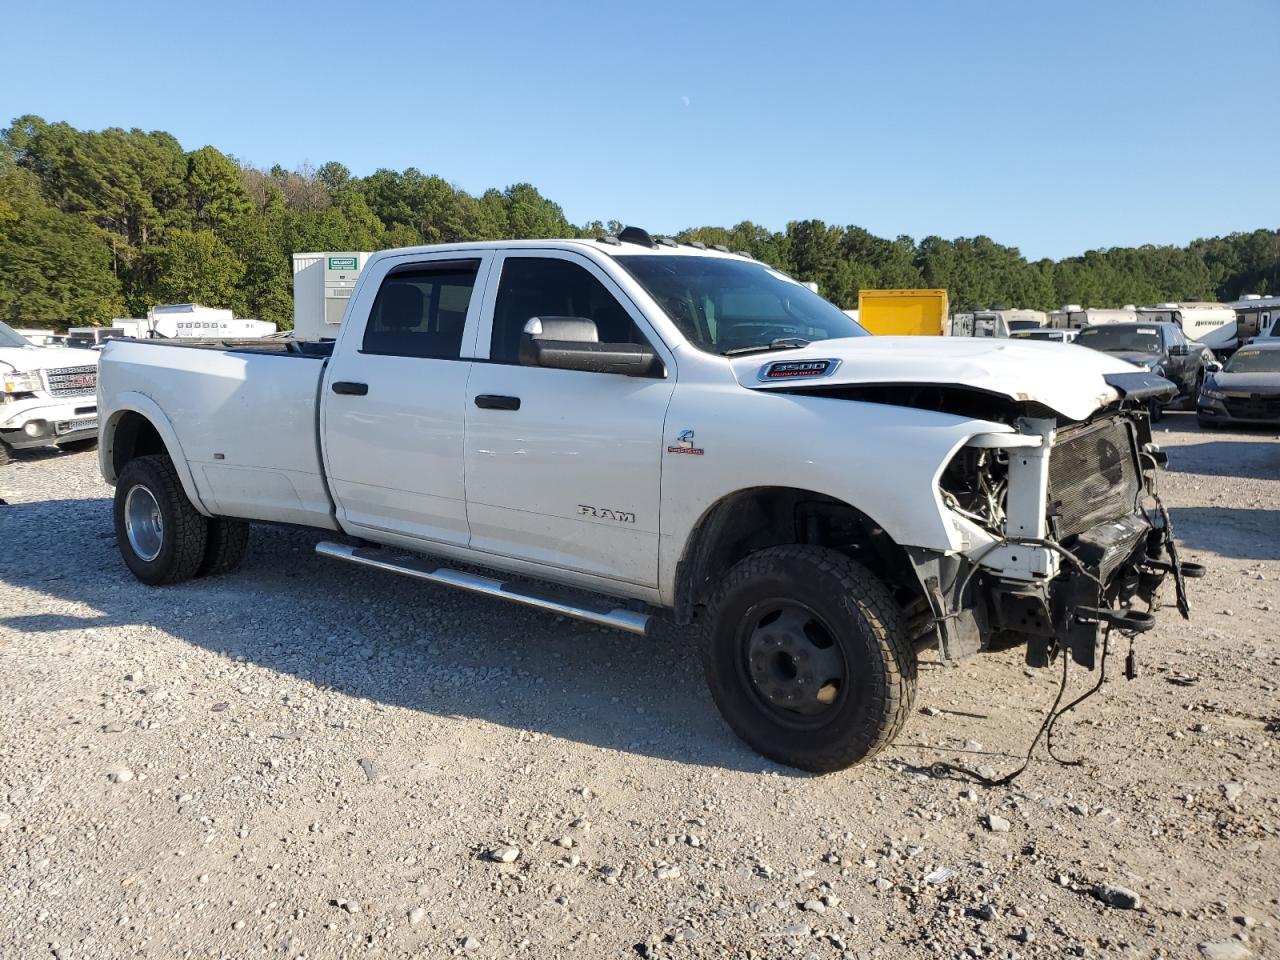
[[0, 395, 98, 448], [1197, 396, 1280, 426]]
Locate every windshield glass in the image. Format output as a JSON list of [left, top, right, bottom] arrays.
[[1076, 325, 1163, 354], [1225, 348, 1280, 373], [616, 255, 867, 355], [0, 320, 33, 349]]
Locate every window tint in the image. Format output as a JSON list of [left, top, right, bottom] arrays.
[[363, 260, 479, 359], [490, 257, 643, 364]]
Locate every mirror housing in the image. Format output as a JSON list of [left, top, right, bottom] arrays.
[[1205, 360, 1223, 373], [519, 317, 662, 377]]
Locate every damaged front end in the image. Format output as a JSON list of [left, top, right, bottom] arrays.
[[915, 371, 1203, 671]]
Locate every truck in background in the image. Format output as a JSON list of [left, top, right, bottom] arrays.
[[1136, 302, 1237, 354], [292, 252, 372, 340], [0, 318, 99, 463], [856, 288, 949, 336], [950, 308, 1047, 338]]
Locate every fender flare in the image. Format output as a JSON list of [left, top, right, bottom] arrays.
[[101, 393, 213, 517]]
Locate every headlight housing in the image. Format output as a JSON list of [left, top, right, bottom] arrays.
[[1, 368, 42, 395], [1200, 383, 1228, 400]]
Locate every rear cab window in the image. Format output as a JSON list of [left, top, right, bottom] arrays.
[[363, 260, 481, 359]]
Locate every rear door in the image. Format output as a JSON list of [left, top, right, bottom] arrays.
[[463, 251, 676, 586], [323, 252, 493, 546]]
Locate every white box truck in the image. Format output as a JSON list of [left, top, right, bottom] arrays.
[[292, 252, 372, 340]]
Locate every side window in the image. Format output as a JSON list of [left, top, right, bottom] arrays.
[[362, 260, 480, 359], [489, 257, 644, 364]]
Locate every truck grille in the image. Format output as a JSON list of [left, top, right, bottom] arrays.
[[43, 365, 98, 398], [1047, 417, 1142, 540]]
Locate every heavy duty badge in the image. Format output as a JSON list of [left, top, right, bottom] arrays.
[[667, 429, 704, 456]]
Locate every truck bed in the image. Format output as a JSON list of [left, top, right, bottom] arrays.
[[98, 338, 337, 528]]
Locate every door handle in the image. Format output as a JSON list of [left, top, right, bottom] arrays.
[[474, 394, 521, 411], [332, 381, 369, 396]]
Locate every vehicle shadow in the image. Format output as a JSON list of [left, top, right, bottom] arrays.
[[0, 496, 800, 775]]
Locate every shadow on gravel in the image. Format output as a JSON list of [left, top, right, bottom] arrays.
[[1167, 506, 1280, 561], [0, 496, 799, 775]]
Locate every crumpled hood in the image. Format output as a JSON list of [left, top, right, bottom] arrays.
[[1211, 372, 1280, 395], [0, 345, 99, 373], [730, 336, 1141, 421]]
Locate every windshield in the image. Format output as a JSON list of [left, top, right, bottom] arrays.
[[1076, 325, 1163, 354], [1225, 348, 1280, 373], [616, 255, 867, 355], [0, 320, 33, 349]]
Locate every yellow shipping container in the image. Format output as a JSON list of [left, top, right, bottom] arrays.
[[857, 289, 949, 336]]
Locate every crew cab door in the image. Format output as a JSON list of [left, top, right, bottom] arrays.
[[322, 252, 493, 545], [1163, 324, 1198, 394], [463, 251, 676, 586]]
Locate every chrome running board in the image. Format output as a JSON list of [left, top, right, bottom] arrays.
[[315, 541, 650, 636]]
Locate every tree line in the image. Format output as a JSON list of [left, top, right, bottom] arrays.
[[2, 114, 1277, 330]]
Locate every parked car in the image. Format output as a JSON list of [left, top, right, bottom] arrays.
[[97, 234, 1197, 772], [1074, 322, 1212, 420], [1010, 328, 1076, 343], [0, 319, 99, 464], [1197, 342, 1280, 427]]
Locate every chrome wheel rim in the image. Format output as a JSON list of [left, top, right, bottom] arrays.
[[124, 485, 163, 562]]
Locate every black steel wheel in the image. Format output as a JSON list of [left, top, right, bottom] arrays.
[[701, 545, 917, 772]]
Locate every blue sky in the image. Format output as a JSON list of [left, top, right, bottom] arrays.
[[3, 0, 1275, 260]]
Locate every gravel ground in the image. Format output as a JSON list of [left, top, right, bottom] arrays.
[[1, 416, 1278, 960]]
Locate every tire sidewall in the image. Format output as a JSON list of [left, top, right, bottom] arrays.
[[114, 458, 201, 585], [703, 550, 907, 771]]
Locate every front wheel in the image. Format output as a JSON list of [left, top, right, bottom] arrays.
[[700, 545, 917, 772], [114, 454, 208, 585]]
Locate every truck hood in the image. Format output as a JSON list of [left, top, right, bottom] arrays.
[[0, 344, 99, 372], [730, 336, 1140, 421]]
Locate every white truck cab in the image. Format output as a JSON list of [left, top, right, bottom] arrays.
[[0, 320, 99, 463], [96, 231, 1200, 771]]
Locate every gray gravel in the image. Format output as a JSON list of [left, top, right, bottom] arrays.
[[1, 417, 1278, 958]]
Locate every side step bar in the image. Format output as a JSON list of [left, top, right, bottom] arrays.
[[315, 541, 651, 636]]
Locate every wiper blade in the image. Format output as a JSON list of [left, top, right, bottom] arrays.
[[722, 337, 811, 357]]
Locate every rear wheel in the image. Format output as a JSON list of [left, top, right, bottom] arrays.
[[1148, 397, 1164, 423], [197, 518, 250, 577], [0, 440, 12, 466], [114, 454, 208, 585], [700, 545, 917, 772]]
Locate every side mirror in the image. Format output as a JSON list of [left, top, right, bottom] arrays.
[[519, 317, 661, 377], [1168, 343, 1190, 356], [1205, 360, 1223, 373]]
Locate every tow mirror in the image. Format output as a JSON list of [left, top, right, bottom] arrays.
[[519, 317, 662, 377]]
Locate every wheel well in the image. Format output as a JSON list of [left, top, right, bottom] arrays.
[[108, 411, 168, 479], [673, 487, 926, 625]]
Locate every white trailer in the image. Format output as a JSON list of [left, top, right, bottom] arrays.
[[1230, 294, 1280, 342], [1047, 305, 1138, 329], [146, 304, 275, 340], [292, 252, 372, 340], [1136, 302, 1237, 352]]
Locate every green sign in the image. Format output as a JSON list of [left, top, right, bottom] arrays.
[[328, 257, 358, 271]]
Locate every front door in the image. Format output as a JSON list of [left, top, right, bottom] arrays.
[[323, 253, 492, 546], [463, 252, 675, 586]]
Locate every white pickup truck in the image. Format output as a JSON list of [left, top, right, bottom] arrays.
[[97, 231, 1200, 771], [1, 320, 99, 463]]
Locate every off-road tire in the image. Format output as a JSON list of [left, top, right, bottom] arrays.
[[700, 545, 917, 772], [114, 454, 208, 585], [197, 518, 250, 577], [57, 437, 98, 453], [0, 440, 12, 466]]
